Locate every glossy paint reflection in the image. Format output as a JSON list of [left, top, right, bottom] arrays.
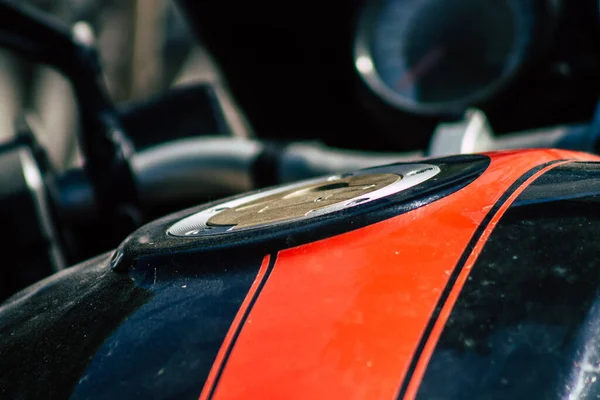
[[206, 151, 589, 400], [418, 163, 600, 399]]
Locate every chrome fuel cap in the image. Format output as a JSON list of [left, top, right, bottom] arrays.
[[168, 163, 440, 237]]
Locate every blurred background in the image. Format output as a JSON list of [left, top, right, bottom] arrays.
[[4, 0, 600, 169], [0, 0, 252, 171]]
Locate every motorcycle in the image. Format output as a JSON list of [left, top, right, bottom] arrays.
[[1, 1, 600, 399]]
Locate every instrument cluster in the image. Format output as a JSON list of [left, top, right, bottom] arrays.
[[354, 0, 600, 129]]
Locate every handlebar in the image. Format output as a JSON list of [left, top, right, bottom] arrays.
[[53, 107, 600, 226], [53, 137, 423, 223], [55, 112, 600, 223]]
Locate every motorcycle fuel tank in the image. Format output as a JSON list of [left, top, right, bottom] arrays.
[[2, 149, 600, 399]]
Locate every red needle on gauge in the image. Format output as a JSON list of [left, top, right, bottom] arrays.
[[396, 46, 445, 90]]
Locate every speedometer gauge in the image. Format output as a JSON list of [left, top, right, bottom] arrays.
[[354, 0, 536, 115]]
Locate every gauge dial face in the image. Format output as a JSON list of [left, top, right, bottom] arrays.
[[355, 0, 534, 114]]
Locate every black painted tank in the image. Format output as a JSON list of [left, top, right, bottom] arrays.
[[2, 150, 600, 399]]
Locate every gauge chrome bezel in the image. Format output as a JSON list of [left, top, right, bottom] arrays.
[[353, 0, 534, 116]]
